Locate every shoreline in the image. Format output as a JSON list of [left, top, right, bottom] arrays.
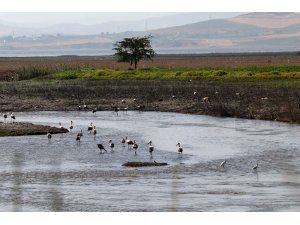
[[0, 122, 69, 137], [1, 80, 299, 125], [0, 54, 300, 126]]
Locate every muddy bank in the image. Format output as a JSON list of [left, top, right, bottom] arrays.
[[0, 80, 300, 124], [0, 122, 69, 137], [122, 162, 168, 167]]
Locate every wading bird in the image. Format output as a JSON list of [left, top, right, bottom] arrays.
[[88, 122, 93, 132], [176, 143, 183, 157], [58, 122, 63, 129], [109, 140, 115, 151], [69, 121, 73, 131], [3, 113, 7, 123], [76, 134, 81, 143], [121, 138, 126, 147], [78, 105, 81, 110], [97, 144, 107, 154], [114, 108, 119, 116], [92, 108, 97, 115], [220, 160, 227, 168], [126, 136, 134, 149], [11, 113, 16, 123], [92, 126, 97, 136], [78, 129, 83, 137], [84, 103, 88, 110], [47, 132, 52, 139], [252, 161, 259, 171], [148, 141, 154, 156], [133, 141, 138, 155]]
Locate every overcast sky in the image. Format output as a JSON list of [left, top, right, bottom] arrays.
[[0, 12, 181, 26]]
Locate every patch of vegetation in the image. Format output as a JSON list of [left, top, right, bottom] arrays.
[[14, 65, 300, 88]]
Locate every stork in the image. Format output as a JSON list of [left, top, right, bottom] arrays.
[[220, 160, 227, 168], [78, 129, 83, 137], [88, 122, 93, 132], [69, 121, 73, 131], [84, 103, 88, 110], [114, 108, 119, 116], [121, 138, 126, 147], [148, 141, 154, 156], [92, 126, 97, 136], [97, 144, 107, 154], [76, 134, 81, 144], [126, 136, 133, 149], [58, 122, 63, 129], [109, 140, 115, 151], [92, 108, 97, 115], [10, 112, 16, 123], [176, 143, 183, 157], [3, 113, 7, 123], [133, 141, 138, 155], [252, 161, 259, 171]]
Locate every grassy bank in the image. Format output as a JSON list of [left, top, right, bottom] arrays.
[[13, 65, 300, 88], [0, 63, 299, 124]]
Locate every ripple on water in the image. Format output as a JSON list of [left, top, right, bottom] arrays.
[[0, 111, 300, 211]]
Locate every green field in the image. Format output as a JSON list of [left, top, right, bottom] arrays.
[[16, 65, 300, 87]]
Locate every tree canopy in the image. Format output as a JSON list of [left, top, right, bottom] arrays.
[[113, 35, 155, 69]]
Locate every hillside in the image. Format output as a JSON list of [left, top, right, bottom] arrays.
[[1, 12, 300, 55], [227, 12, 300, 28]]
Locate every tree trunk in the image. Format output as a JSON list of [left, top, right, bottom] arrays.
[[134, 60, 138, 69]]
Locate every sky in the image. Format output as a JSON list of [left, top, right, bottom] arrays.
[[0, 12, 180, 26], [1, 0, 299, 27]]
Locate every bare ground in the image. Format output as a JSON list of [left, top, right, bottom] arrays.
[[1, 79, 300, 124], [0, 122, 68, 136]]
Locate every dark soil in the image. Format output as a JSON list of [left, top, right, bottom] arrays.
[[122, 162, 168, 167], [0, 79, 299, 124]]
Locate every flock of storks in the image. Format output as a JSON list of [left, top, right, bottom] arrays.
[[2, 101, 259, 171], [47, 118, 184, 158]]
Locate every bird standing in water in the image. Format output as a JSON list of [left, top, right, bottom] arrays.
[[176, 143, 183, 157], [220, 160, 227, 168], [148, 141, 154, 157], [121, 138, 126, 147], [133, 141, 138, 155], [97, 144, 107, 154], [69, 121, 73, 131], [252, 161, 259, 171], [109, 140, 115, 151]]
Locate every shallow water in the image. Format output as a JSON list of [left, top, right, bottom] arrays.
[[0, 111, 300, 211]]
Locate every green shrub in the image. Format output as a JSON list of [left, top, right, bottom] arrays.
[[214, 70, 228, 76]]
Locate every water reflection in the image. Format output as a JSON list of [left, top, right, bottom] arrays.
[[49, 156, 63, 211], [170, 172, 180, 212], [12, 151, 24, 212]]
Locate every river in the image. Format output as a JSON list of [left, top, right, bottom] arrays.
[[0, 111, 300, 211]]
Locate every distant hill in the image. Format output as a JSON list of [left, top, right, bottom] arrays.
[[227, 12, 300, 28], [1, 12, 300, 56], [147, 12, 300, 52]]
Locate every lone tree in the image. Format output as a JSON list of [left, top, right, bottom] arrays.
[[113, 35, 155, 69]]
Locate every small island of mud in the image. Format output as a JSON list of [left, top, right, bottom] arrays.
[[122, 162, 168, 167], [0, 122, 69, 137]]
